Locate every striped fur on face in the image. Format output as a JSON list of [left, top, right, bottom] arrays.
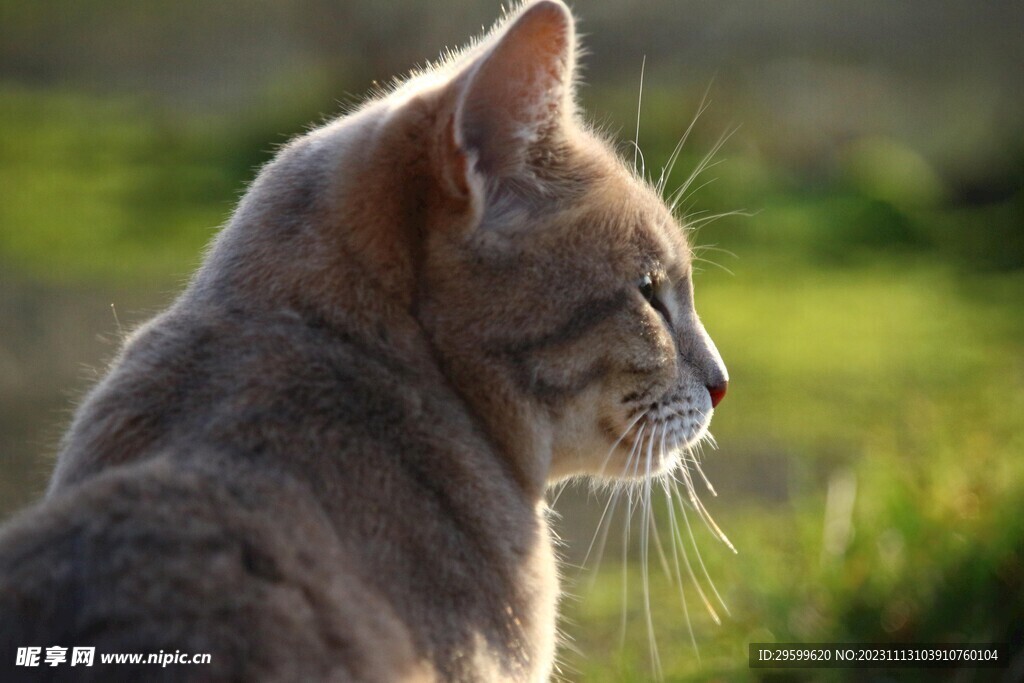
[[418, 140, 728, 484]]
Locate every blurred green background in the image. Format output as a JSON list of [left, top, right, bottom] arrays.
[[1, 1, 1021, 680]]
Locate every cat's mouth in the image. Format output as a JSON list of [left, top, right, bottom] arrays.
[[602, 395, 713, 480]]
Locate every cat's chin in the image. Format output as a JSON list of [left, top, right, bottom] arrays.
[[592, 415, 712, 482]]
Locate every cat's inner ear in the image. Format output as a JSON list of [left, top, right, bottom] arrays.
[[450, 0, 575, 184]]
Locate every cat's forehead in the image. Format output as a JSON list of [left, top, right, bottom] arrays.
[[479, 128, 693, 276], [583, 154, 693, 274]]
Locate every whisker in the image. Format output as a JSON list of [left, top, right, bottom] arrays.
[[568, 421, 646, 643], [586, 422, 647, 571], [668, 126, 738, 215], [692, 463, 718, 497], [618, 421, 648, 650], [675, 472, 731, 617], [619, 484, 631, 650], [686, 209, 752, 230], [648, 509, 675, 582], [684, 426, 720, 496], [673, 452, 736, 553], [632, 55, 646, 176], [596, 410, 647, 479], [625, 424, 647, 516], [669, 160, 727, 214], [656, 81, 713, 196], [672, 465, 718, 546], [640, 423, 662, 679], [662, 479, 702, 658], [580, 388, 734, 677], [582, 487, 623, 588], [691, 243, 739, 259], [628, 141, 647, 181], [691, 255, 735, 277], [627, 423, 647, 480], [667, 477, 721, 625], [548, 479, 571, 509], [691, 243, 741, 275]]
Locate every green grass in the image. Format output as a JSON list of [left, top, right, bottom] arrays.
[[0, 87, 231, 282], [0, 82, 332, 283], [2, 85, 1021, 681]]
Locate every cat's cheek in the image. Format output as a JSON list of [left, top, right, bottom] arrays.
[[547, 384, 611, 480], [637, 302, 678, 356]]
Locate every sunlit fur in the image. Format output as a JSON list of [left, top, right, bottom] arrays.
[[0, 2, 729, 681]]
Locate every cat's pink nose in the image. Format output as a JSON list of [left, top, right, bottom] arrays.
[[707, 381, 727, 409]]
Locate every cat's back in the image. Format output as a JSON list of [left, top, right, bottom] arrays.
[[10, 301, 550, 681], [50, 300, 433, 491], [0, 445, 431, 682], [6, 303, 441, 682]]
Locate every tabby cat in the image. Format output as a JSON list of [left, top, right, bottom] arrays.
[[0, 1, 727, 680]]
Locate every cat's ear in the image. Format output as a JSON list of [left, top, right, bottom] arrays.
[[440, 0, 575, 199]]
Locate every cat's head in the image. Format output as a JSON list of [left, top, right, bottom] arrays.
[[253, 1, 729, 491], [402, 1, 728, 485]]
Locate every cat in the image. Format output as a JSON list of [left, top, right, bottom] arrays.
[[0, 1, 728, 681]]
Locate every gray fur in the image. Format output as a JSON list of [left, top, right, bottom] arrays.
[[0, 1, 728, 680]]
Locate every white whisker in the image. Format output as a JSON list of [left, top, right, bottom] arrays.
[[581, 420, 647, 598], [667, 477, 721, 625], [663, 479, 703, 658], [648, 510, 675, 582], [674, 452, 736, 554], [675, 474, 731, 617], [618, 421, 648, 650], [656, 81, 713, 196], [582, 487, 622, 586], [669, 161, 727, 214], [629, 142, 647, 181], [692, 243, 739, 259], [548, 479, 571, 508], [633, 55, 646, 176], [692, 455, 718, 496], [619, 486, 631, 650], [640, 423, 662, 679], [668, 126, 738, 215], [596, 410, 647, 479], [686, 209, 752, 230]]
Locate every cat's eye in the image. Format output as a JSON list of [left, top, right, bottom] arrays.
[[638, 274, 655, 303], [638, 272, 673, 327]]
